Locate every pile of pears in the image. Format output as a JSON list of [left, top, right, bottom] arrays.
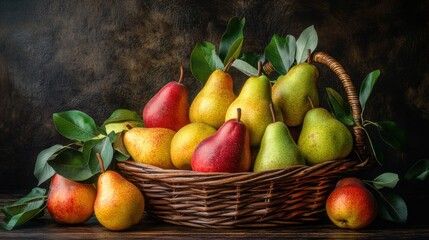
[[123, 59, 354, 173]]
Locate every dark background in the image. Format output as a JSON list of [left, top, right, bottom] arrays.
[[1, 0, 428, 220]]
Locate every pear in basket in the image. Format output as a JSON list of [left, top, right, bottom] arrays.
[[192, 108, 251, 173], [297, 98, 353, 165], [142, 66, 190, 131], [189, 67, 237, 129], [225, 67, 282, 147], [170, 122, 217, 170], [123, 127, 176, 169], [272, 61, 319, 127], [253, 104, 305, 172]]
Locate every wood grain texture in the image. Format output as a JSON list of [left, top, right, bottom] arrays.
[[1, 194, 429, 239]]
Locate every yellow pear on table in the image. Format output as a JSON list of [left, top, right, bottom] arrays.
[[297, 105, 353, 165], [189, 69, 237, 129], [272, 62, 319, 127], [94, 153, 145, 231], [123, 127, 176, 169], [170, 122, 217, 170], [225, 72, 283, 147]]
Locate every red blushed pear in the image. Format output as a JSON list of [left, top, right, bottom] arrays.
[[47, 174, 97, 224], [326, 177, 378, 229], [191, 108, 251, 173], [143, 66, 190, 131]]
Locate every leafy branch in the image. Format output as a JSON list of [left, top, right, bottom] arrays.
[[1, 108, 143, 230]]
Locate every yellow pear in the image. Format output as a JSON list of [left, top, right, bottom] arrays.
[[189, 69, 237, 129], [225, 74, 283, 147], [94, 153, 145, 231], [170, 122, 217, 170], [123, 127, 176, 169]]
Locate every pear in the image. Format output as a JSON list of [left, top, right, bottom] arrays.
[[192, 108, 251, 173], [143, 66, 190, 131], [189, 69, 237, 129], [47, 174, 96, 224], [297, 106, 353, 165], [123, 127, 176, 169], [170, 122, 217, 170], [253, 105, 305, 172], [225, 73, 283, 147], [272, 62, 319, 127], [94, 153, 145, 231]]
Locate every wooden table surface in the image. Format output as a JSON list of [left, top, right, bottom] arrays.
[[1, 193, 428, 239]]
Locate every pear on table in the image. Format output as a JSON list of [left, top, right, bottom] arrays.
[[143, 66, 190, 131], [253, 104, 305, 172], [94, 153, 145, 231], [192, 108, 251, 173], [47, 174, 96, 224], [189, 64, 237, 129]]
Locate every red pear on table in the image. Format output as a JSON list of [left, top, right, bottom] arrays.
[[47, 174, 97, 224], [191, 108, 251, 173], [326, 177, 378, 229], [143, 66, 190, 131]]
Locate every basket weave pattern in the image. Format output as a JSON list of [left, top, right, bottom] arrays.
[[117, 51, 371, 228]]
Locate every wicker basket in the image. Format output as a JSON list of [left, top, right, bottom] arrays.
[[116, 51, 372, 228]]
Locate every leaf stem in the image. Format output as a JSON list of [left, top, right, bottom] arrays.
[[96, 153, 105, 173]]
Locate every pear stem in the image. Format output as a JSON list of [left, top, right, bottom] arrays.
[[236, 108, 242, 122], [224, 57, 235, 73], [177, 65, 184, 84], [257, 61, 262, 76], [269, 103, 276, 123], [307, 49, 312, 64], [307, 95, 315, 109], [96, 152, 106, 173]]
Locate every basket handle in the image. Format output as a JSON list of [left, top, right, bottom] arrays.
[[311, 51, 366, 158]]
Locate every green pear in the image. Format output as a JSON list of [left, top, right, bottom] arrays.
[[272, 62, 319, 127], [297, 107, 353, 165], [225, 74, 283, 147], [253, 105, 305, 172], [94, 154, 145, 231], [189, 69, 237, 129]]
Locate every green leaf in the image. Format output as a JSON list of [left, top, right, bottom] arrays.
[[190, 41, 224, 85], [377, 120, 406, 150], [240, 52, 265, 70], [219, 17, 245, 64], [264, 34, 296, 75], [359, 69, 380, 116], [231, 59, 259, 77], [377, 190, 408, 223], [102, 109, 143, 126], [113, 131, 130, 161], [295, 25, 318, 64], [34, 144, 63, 185], [326, 88, 354, 126], [362, 127, 384, 165], [88, 133, 114, 173], [1, 188, 47, 231], [53, 110, 100, 142], [404, 158, 429, 181], [372, 172, 399, 189], [48, 147, 93, 181]]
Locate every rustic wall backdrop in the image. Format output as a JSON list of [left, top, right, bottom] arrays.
[[1, 0, 429, 196]]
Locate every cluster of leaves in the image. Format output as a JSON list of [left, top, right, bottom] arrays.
[[1, 109, 143, 230], [190, 17, 318, 84]]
